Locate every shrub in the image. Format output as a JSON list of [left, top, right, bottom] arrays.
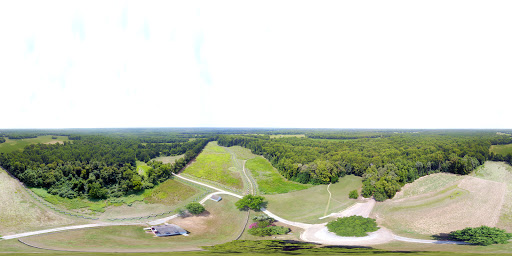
[[248, 226, 290, 237], [349, 190, 358, 199], [448, 226, 512, 246], [202, 240, 314, 253], [235, 195, 266, 211], [185, 202, 205, 215], [327, 216, 379, 237]]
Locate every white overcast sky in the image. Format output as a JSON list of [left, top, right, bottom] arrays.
[[0, 0, 511, 129]]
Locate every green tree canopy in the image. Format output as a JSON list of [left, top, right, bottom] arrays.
[[235, 195, 266, 211], [327, 216, 379, 237], [185, 202, 205, 215], [448, 226, 512, 246]]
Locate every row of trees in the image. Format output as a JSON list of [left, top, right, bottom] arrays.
[[217, 131, 512, 201], [0, 135, 211, 199]]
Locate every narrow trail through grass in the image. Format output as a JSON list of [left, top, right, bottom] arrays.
[[324, 184, 332, 217]]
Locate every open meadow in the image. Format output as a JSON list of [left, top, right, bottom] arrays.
[[490, 144, 512, 156], [183, 142, 243, 190], [245, 156, 310, 194], [0, 135, 69, 153], [0, 168, 81, 236], [151, 154, 185, 164], [20, 195, 247, 252], [373, 164, 508, 238], [265, 175, 362, 223]]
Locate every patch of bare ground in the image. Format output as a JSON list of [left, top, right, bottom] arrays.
[[374, 174, 506, 236], [0, 168, 82, 236]]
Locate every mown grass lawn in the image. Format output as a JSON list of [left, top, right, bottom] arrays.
[[184, 142, 243, 190], [265, 175, 362, 223], [21, 195, 246, 252], [246, 157, 310, 194]]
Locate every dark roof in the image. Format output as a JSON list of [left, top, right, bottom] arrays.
[[151, 224, 187, 237], [210, 195, 222, 201]]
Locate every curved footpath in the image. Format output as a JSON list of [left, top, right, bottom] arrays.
[[1, 170, 467, 246]]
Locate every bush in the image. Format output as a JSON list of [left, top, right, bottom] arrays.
[[202, 240, 314, 253], [349, 190, 358, 199], [448, 226, 512, 246], [185, 202, 205, 215], [327, 216, 379, 237], [235, 195, 266, 211], [248, 226, 290, 237]]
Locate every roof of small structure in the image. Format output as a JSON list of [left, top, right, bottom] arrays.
[[151, 224, 187, 237], [210, 194, 222, 201]]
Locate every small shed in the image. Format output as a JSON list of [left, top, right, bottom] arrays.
[[149, 224, 187, 237], [210, 194, 222, 202]]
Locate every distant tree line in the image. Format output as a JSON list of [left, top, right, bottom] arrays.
[[0, 137, 5, 144], [0, 135, 210, 199], [217, 131, 512, 201]]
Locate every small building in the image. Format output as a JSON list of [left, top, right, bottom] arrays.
[[210, 194, 222, 202], [148, 224, 187, 237]]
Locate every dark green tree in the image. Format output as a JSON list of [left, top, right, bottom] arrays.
[[235, 195, 266, 211], [448, 226, 512, 246], [185, 202, 206, 215]]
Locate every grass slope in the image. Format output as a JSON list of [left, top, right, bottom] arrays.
[[472, 161, 512, 232], [246, 156, 310, 194], [21, 195, 246, 252], [265, 175, 362, 223], [184, 142, 243, 190], [0, 168, 80, 236], [374, 169, 507, 238], [0, 135, 69, 153]]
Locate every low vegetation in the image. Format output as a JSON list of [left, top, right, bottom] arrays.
[[349, 190, 358, 199], [247, 215, 290, 237], [448, 226, 512, 246], [203, 240, 314, 253], [327, 216, 379, 237], [184, 141, 243, 189], [246, 156, 310, 194]]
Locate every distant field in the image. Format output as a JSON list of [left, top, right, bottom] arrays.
[[265, 175, 362, 223], [184, 141, 243, 190], [246, 156, 310, 194], [31, 178, 201, 219], [151, 154, 185, 164], [21, 195, 247, 252], [0, 168, 80, 236], [490, 143, 512, 156], [269, 134, 305, 139], [373, 168, 507, 238], [0, 135, 69, 153], [225, 145, 257, 160]]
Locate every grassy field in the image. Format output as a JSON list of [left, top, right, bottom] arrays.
[[265, 175, 362, 223], [0, 135, 69, 153], [21, 195, 247, 252], [490, 144, 512, 156], [225, 146, 257, 160], [184, 142, 243, 190], [472, 161, 512, 232], [373, 169, 507, 238], [246, 157, 310, 194], [136, 161, 151, 177], [151, 154, 185, 164], [31, 178, 201, 219], [0, 168, 81, 236]]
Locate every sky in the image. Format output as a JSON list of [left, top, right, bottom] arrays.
[[0, 0, 511, 129]]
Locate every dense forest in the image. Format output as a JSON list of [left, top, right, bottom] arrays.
[[0, 135, 210, 199], [1, 129, 512, 201], [0, 137, 5, 143], [217, 131, 512, 201]]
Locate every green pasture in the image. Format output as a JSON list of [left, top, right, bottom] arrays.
[[20, 195, 246, 252], [490, 144, 512, 156], [136, 161, 151, 177], [265, 175, 362, 223], [246, 157, 310, 194], [184, 142, 243, 190], [0, 135, 69, 153]]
